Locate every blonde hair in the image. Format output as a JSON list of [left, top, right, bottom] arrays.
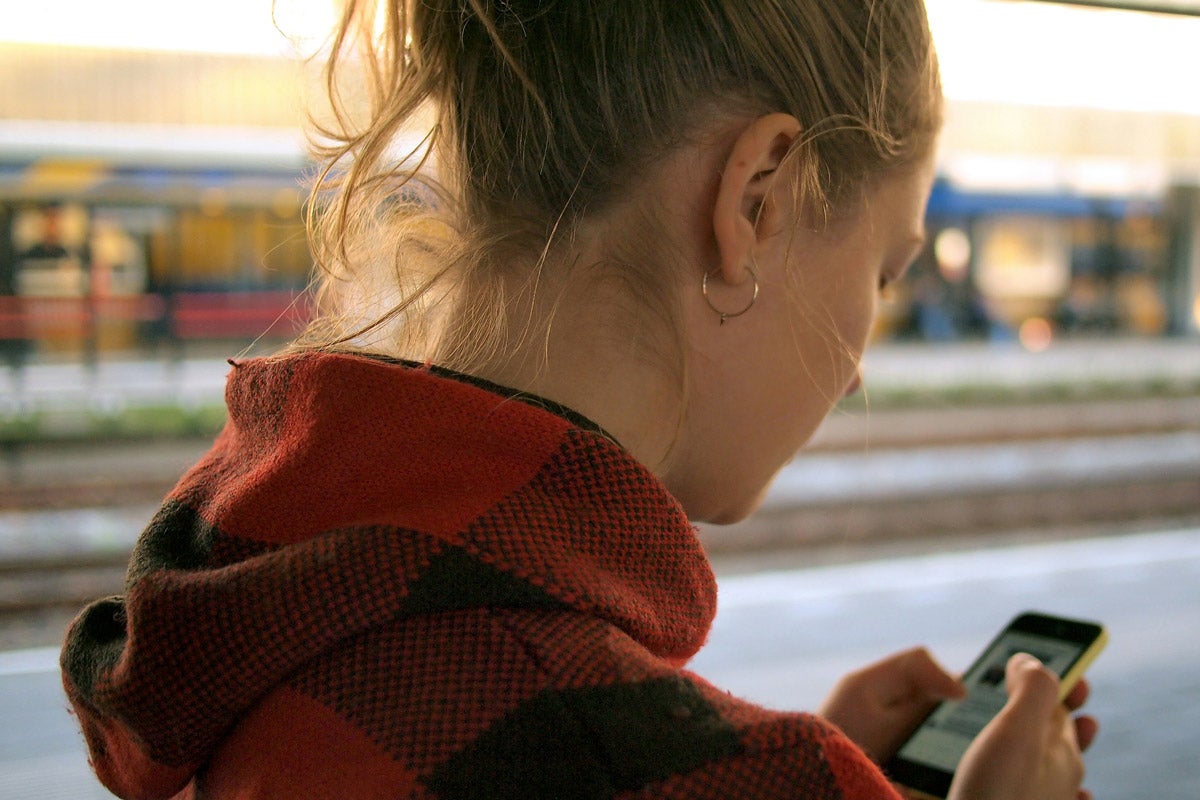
[[297, 0, 941, 371]]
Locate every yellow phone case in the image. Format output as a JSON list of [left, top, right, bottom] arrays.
[[1057, 625, 1109, 702]]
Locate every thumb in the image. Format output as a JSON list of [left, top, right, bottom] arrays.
[[1002, 653, 1060, 724]]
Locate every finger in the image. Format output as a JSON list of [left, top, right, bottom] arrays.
[[1064, 677, 1090, 711], [1075, 714, 1100, 751], [1003, 653, 1061, 723]]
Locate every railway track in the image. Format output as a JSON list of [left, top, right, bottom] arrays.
[[0, 553, 126, 650], [2, 394, 1198, 647], [702, 394, 1200, 553]]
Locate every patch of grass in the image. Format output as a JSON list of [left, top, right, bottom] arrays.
[[4, 375, 1198, 445], [0, 411, 46, 441], [0, 403, 226, 445]]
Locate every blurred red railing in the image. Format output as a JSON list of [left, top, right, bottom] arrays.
[[0, 291, 311, 344], [170, 291, 310, 340]]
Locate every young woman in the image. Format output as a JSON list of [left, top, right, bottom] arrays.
[[62, 2, 1097, 798]]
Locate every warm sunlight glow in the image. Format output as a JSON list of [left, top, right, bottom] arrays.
[[926, 0, 1200, 115], [0, 0, 338, 56], [934, 228, 972, 284]]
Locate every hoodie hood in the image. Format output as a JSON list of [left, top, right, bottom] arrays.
[[61, 352, 717, 800]]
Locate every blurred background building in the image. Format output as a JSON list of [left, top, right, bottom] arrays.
[[0, 0, 1198, 365], [911, 0, 1200, 348]]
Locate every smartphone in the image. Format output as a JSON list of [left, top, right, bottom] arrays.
[[886, 611, 1108, 800]]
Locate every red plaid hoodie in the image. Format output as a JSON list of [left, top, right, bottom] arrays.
[[61, 351, 901, 800]]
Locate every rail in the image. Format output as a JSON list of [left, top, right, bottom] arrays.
[[3, 394, 1198, 510], [3, 394, 1198, 648]]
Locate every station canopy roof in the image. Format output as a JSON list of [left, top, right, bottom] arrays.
[[1037, 0, 1200, 13]]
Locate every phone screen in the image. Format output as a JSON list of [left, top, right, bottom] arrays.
[[893, 628, 1089, 774]]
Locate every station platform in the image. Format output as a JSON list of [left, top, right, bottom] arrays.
[[3, 336, 1199, 420]]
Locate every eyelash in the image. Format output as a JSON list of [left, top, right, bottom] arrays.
[[879, 246, 922, 300]]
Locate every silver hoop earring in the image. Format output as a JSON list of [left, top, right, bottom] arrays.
[[702, 266, 759, 325]]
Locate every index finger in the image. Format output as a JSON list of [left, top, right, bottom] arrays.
[[1004, 652, 1062, 724]]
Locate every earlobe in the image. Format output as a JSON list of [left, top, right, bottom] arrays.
[[712, 113, 801, 285]]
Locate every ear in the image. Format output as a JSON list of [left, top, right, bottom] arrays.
[[712, 113, 802, 285]]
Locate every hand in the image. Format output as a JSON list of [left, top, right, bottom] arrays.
[[820, 647, 966, 763], [950, 653, 1100, 800]]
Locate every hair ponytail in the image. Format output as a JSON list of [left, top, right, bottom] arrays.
[[299, 0, 941, 367]]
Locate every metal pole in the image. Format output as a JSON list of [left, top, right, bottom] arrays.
[[1008, 0, 1200, 16], [1164, 185, 1200, 336]]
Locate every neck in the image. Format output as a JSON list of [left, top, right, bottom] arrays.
[[458, 255, 685, 476]]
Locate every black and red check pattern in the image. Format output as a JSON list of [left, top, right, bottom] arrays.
[[61, 352, 901, 799]]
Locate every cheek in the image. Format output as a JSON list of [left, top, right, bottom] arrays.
[[790, 288, 876, 392], [827, 269, 881, 359], [845, 293, 879, 354], [790, 252, 879, 346]]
